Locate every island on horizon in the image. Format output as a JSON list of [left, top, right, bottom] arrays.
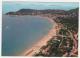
[[2, 2, 79, 57]]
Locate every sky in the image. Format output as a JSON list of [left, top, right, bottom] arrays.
[[2, 2, 79, 14]]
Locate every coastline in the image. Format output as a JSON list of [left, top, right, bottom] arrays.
[[20, 17, 59, 56]]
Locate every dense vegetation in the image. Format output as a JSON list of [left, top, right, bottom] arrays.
[[57, 8, 78, 33]]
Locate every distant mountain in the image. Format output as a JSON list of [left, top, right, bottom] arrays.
[[6, 8, 79, 17], [68, 8, 79, 13], [6, 9, 66, 15], [67, 8, 79, 16]]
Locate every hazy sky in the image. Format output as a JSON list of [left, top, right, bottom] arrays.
[[3, 2, 79, 14]]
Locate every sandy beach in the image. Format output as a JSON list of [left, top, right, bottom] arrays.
[[21, 17, 59, 56]]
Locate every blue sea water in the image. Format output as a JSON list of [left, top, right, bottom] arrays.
[[2, 15, 53, 56]]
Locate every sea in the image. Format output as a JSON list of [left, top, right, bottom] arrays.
[[2, 15, 53, 56]]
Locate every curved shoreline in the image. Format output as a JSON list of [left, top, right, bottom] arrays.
[[20, 16, 58, 56]]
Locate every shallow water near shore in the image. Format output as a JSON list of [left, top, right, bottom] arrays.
[[2, 15, 54, 56]]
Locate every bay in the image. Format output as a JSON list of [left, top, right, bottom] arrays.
[[2, 15, 53, 56]]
